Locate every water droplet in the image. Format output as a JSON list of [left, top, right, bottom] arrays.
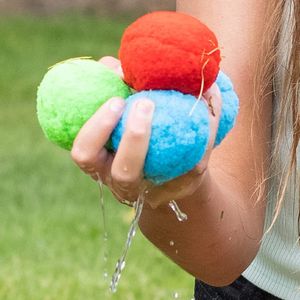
[[229, 236, 232, 241], [96, 173, 109, 286], [173, 291, 179, 299], [170, 240, 175, 246], [123, 165, 128, 172], [131, 228, 136, 238], [145, 190, 149, 194], [175, 249, 178, 255], [169, 200, 188, 222], [110, 190, 145, 293]]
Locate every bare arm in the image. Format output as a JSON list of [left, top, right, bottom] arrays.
[[138, 0, 272, 286], [71, 0, 273, 288]]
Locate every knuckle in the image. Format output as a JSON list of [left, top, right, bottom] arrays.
[[127, 127, 147, 140], [101, 118, 116, 130], [111, 170, 139, 187], [70, 147, 96, 167]]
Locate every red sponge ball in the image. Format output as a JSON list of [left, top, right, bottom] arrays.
[[119, 11, 221, 96]]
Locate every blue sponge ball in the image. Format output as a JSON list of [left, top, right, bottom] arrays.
[[215, 71, 233, 92], [214, 71, 239, 147], [111, 90, 210, 185], [110, 72, 239, 185]]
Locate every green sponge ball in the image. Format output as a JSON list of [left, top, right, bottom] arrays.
[[36, 58, 131, 150]]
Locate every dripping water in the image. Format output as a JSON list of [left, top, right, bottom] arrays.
[[96, 173, 109, 281], [110, 190, 145, 293], [169, 200, 188, 222]]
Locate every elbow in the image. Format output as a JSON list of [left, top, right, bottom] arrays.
[[191, 245, 260, 287], [194, 272, 243, 287], [191, 263, 249, 287], [189, 236, 262, 287]]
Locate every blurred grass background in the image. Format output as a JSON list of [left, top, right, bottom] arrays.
[[0, 13, 194, 300]]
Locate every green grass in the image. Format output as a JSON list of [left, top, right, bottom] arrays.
[[0, 14, 194, 300]]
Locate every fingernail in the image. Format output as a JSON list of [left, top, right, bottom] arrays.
[[109, 97, 125, 113], [135, 99, 154, 117]]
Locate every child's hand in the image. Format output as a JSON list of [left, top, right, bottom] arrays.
[[71, 56, 223, 209]]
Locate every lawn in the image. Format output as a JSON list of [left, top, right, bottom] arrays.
[[0, 14, 194, 300]]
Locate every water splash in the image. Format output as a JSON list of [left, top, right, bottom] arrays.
[[169, 200, 188, 222], [110, 191, 145, 293], [96, 173, 109, 281]]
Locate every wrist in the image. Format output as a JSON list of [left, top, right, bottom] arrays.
[[190, 166, 214, 203], [143, 165, 213, 209]]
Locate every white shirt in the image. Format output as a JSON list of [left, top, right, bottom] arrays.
[[243, 1, 300, 298]]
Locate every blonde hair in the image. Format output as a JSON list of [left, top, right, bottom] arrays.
[[252, 0, 299, 233]]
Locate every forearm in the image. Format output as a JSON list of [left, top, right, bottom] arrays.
[[137, 1, 272, 286], [139, 166, 266, 286]]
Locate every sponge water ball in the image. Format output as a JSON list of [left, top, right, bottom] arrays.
[[213, 71, 239, 147], [119, 11, 221, 96], [36, 58, 131, 150], [111, 90, 210, 184]]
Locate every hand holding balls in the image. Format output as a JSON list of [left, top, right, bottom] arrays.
[[37, 59, 131, 150], [36, 11, 239, 184]]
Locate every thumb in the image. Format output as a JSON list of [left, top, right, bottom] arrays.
[[98, 56, 124, 79]]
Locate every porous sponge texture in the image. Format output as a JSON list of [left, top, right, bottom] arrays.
[[36, 59, 131, 150], [214, 71, 239, 147], [111, 90, 210, 185], [119, 11, 221, 96]]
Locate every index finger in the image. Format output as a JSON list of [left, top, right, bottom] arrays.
[[71, 97, 125, 167]]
